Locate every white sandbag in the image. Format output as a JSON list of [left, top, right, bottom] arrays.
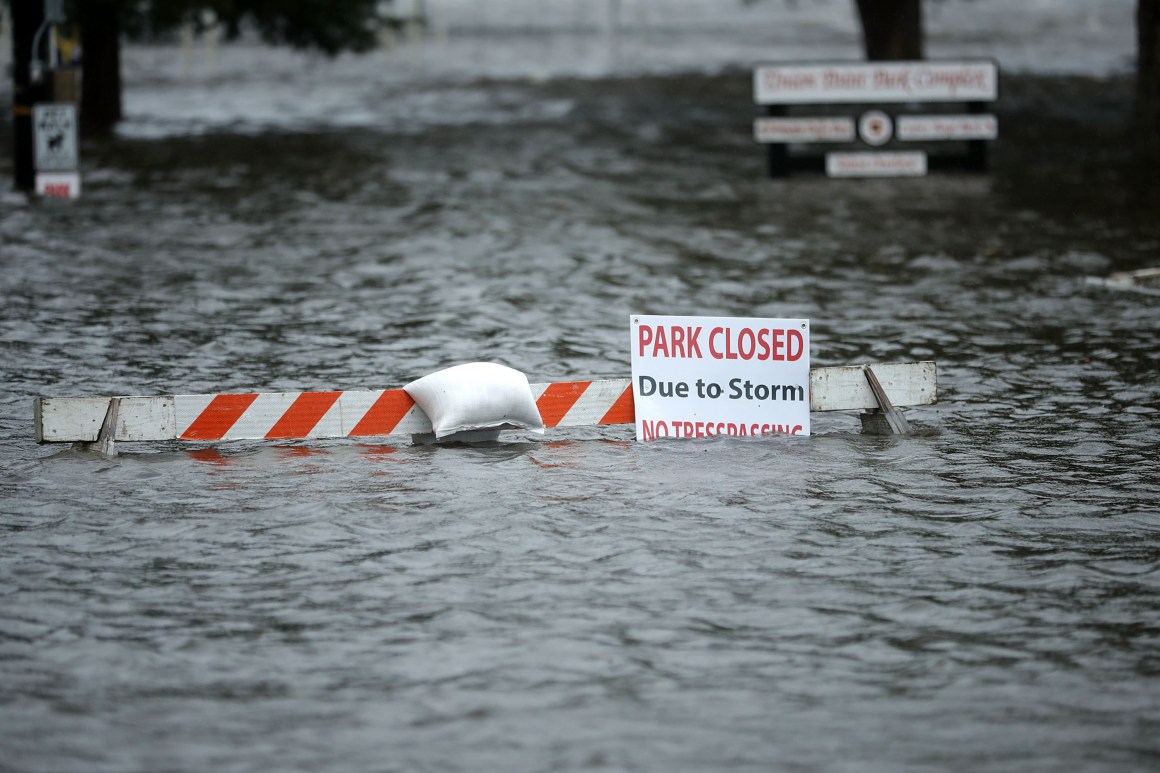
[[403, 362, 545, 440]]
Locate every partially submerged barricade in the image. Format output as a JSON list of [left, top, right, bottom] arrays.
[[1085, 268, 1160, 297], [34, 362, 937, 457], [753, 60, 999, 177]]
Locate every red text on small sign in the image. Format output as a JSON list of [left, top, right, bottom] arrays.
[[640, 419, 804, 440], [638, 324, 804, 362]]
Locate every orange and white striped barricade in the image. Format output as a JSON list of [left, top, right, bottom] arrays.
[[34, 362, 936, 455]]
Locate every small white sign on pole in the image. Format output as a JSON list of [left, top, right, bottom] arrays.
[[33, 103, 79, 172], [629, 314, 810, 441]]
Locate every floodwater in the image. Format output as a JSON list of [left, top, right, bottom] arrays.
[[2, 6, 1159, 772]]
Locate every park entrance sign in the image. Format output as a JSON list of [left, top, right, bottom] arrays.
[[753, 60, 999, 178], [630, 314, 811, 441]]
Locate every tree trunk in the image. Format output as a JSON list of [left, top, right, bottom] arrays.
[[854, 0, 923, 61], [79, 4, 123, 136], [1139, 0, 1160, 159]]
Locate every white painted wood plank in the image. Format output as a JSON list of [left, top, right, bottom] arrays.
[[35, 396, 178, 442], [809, 362, 936, 412], [35, 397, 114, 443], [116, 396, 177, 441]]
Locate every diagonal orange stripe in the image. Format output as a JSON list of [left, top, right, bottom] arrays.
[[265, 392, 342, 439], [536, 381, 591, 428], [181, 393, 259, 440], [349, 389, 415, 437], [599, 384, 636, 425]]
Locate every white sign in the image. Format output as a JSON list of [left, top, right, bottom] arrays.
[[33, 103, 79, 172], [826, 151, 927, 178], [897, 114, 998, 141], [754, 116, 855, 144], [754, 61, 998, 105], [630, 314, 810, 441], [35, 172, 81, 199]]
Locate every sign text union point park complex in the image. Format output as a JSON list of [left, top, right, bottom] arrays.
[[753, 60, 1000, 177]]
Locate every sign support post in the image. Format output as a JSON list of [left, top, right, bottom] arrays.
[[765, 105, 790, 179], [966, 100, 989, 172]]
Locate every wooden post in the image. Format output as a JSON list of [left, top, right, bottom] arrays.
[[1139, 0, 1160, 160], [78, 1, 123, 136], [10, 0, 47, 191], [766, 105, 790, 179], [965, 100, 989, 172], [93, 398, 121, 457], [855, 0, 924, 61]]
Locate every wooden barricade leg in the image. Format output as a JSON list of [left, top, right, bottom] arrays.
[[90, 398, 121, 457], [860, 365, 911, 435]]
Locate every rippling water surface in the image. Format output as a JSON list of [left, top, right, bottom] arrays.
[[2, 19, 1159, 772]]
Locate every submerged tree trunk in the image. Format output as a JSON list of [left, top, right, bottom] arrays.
[[1139, 0, 1160, 159], [854, 0, 924, 61], [79, 3, 123, 136]]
